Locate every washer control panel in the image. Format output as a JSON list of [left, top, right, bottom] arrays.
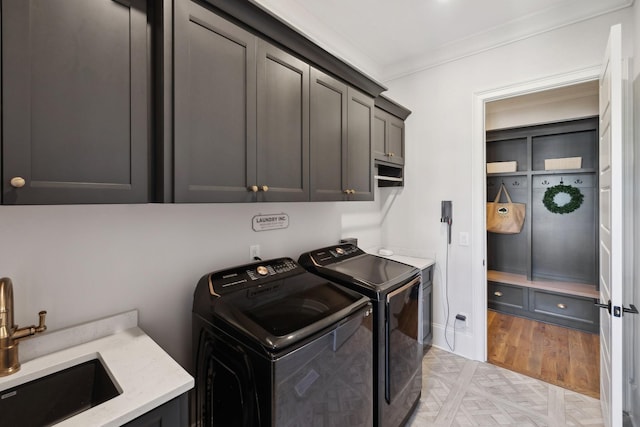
[[208, 258, 301, 296]]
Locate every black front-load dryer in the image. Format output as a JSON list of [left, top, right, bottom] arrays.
[[298, 244, 422, 427], [192, 257, 373, 427]]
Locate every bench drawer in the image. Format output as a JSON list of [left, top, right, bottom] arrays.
[[488, 281, 527, 310], [530, 289, 598, 326]]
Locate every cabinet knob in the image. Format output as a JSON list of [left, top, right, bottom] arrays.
[[10, 177, 26, 188], [248, 185, 259, 193], [557, 303, 567, 309], [344, 189, 350, 195], [494, 291, 503, 297], [389, 152, 395, 157], [260, 185, 269, 192]]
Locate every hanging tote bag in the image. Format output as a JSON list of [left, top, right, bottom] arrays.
[[486, 184, 525, 234]]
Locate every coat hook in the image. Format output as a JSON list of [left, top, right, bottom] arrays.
[[541, 179, 550, 186], [512, 181, 520, 186], [574, 178, 583, 184]]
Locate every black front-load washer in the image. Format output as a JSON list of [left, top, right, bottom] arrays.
[[298, 244, 422, 427], [192, 257, 373, 427]]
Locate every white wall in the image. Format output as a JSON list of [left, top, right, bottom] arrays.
[[0, 197, 383, 369], [379, 8, 635, 359], [485, 81, 599, 131]]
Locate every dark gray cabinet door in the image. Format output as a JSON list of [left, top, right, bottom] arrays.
[[123, 394, 188, 427], [346, 87, 374, 201], [387, 115, 405, 165], [173, 0, 257, 203], [373, 108, 404, 166], [310, 68, 348, 201], [256, 40, 309, 202], [373, 111, 388, 161], [2, 0, 149, 204]]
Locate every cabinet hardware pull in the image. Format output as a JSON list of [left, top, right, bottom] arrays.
[[344, 189, 350, 194], [557, 303, 567, 309], [494, 291, 503, 297], [350, 189, 356, 194], [260, 185, 269, 192], [248, 185, 259, 193], [10, 177, 26, 188]]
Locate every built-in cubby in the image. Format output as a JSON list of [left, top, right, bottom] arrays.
[[486, 117, 599, 333]]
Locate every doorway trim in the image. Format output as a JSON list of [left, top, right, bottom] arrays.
[[470, 66, 601, 361]]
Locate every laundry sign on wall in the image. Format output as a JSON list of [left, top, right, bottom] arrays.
[[252, 213, 289, 232]]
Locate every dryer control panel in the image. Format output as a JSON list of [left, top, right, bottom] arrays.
[[207, 258, 302, 296], [299, 244, 364, 267]]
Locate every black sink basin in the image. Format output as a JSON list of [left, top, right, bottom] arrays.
[[0, 358, 120, 427]]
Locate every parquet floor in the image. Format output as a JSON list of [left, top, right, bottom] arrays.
[[487, 310, 600, 399], [407, 347, 603, 426]]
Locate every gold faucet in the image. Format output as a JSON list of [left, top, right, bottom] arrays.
[[0, 277, 47, 376]]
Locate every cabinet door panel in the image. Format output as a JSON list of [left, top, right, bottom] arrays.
[[310, 68, 347, 201], [387, 116, 405, 165], [257, 41, 309, 202], [373, 112, 387, 161], [347, 88, 374, 201], [531, 176, 597, 284], [2, 0, 148, 204], [174, 0, 257, 202]]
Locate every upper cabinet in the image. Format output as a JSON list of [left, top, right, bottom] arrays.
[[256, 42, 310, 202], [309, 69, 348, 201], [373, 95, 411, 187], [346, 88, 375, 201], [309, 69, 374, 201], [173, 1, 257, 203], [173, 1, 309, 203], [2, 0, 385, 204], [374, 109, 405, 166], [2, 0, 150, 204]]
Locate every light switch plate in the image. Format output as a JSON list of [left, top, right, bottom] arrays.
[[459, 232, 470, 246]]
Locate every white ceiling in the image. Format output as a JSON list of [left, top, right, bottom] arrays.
[[252, 0, 633, 82]]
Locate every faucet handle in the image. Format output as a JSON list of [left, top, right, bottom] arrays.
[[36, 311, 47, 333]]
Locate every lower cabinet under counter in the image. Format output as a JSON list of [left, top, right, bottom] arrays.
[[123, 394, 188, 427], [488, 280, 599, 333]]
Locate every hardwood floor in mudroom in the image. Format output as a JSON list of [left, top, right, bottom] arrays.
[[487, 310, 600, 398]]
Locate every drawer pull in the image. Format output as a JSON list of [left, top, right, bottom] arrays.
[[494, 291, 503, 297], [557, 303, 567, 309]]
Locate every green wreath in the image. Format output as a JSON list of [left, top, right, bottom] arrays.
[[543, 184, 584, 214]]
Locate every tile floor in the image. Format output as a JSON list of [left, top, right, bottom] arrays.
[[406, 347, 604, 426]]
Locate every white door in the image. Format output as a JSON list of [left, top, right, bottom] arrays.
[[598, 23, 624, 427]]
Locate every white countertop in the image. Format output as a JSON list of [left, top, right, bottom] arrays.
[[0, 313, 193, 427], [366, 248, 435, 270]]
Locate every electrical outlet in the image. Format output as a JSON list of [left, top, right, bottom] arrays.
[[250, 244, 261, 261], [455, 312, 469, 328]]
